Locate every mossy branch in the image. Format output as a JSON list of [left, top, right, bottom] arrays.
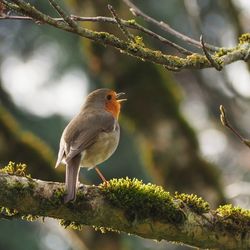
[[0, 170, 249, 249], [2, 0, 250, 71]]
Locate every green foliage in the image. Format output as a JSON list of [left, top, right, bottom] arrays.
[[216, 204, 250, 233], [174, 192, 210, 214], [101, 177, 186, 223]]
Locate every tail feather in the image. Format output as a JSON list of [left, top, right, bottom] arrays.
[[64, 155, 81, 203], [55, 143, 65, 168]]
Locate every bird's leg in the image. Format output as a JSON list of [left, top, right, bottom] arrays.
[[95, 166, 108, 185]]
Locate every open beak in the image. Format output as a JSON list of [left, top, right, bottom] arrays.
[[116, 92, 127, 103]]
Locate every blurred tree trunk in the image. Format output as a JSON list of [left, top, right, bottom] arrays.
[[0, 102, 58, 180]]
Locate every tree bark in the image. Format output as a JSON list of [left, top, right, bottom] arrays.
[[0, 173, 249, 250]]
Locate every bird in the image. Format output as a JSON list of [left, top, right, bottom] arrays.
[[55, 88, 126, 203]]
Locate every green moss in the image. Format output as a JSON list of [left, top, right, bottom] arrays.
[[214, 48, 231, 57], [186, 53, 207, 66], [97, 31, 109, 40], [93, 226, 108, 233], [0, 161, 30, 178], [101, 177, 185, 224], [93, 225, 119, 234], [174, 192, 210, 214], [60, 219, 83, 230], [134, 36, 145, 47], [0, 207, 19, 217], [21, 214, 40, 221], [8, 180, 29, 201], [0, 162, 37, 202], [50, 187, 65, 206], [217, 204, 250, 217], [127, 19, 136, 25], [0, 207, 40, 222], [239, 33, 250, 44], [37, 188, 65, 214], [216, 204, 250, 233], [128, 44, 139, 53]]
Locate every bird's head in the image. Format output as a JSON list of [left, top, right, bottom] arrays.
[[84, 88, 126, 119]]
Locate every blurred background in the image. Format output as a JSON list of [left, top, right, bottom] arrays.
[[1, 0, 250, 249]]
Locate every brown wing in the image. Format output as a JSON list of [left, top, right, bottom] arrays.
[[62, 110, 116, 163]]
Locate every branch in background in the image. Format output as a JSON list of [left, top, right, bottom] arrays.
[[200, 35, 223, 71], [0, 13, 193, 55], [107, 4, 134, 42], [0, 171, 250, 250], [220, 105, 250, 148], [47, 0, 78, 29], [2, 0, 250, 71], [122, 0, 219, 51]]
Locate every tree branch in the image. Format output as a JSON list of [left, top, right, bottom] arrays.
[[47, 0, 78, 29], [1, 0, 250, 71], [220, 105, 250, 148], [122, 0, 219, 51], [0, 172, 250, 250], [107, 4, 134, 42], [200, 35, 223, 71], [0, 13, 193, 55]]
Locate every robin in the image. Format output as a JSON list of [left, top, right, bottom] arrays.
[[55, 88, 126, 203]]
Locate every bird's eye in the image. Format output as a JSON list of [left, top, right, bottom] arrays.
[[106, 94, 112, 100]]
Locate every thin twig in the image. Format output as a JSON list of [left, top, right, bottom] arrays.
[[0, 13, 193, 55], [200, 35, 223, 71], [0, 15, 31, 20], [219, 105, 250, 148], [107, 4, 134, 42], [122, 0, 220, 52], [131, 21, 193, 55], [0, 0, 208, 56], [0, 14, 66, 21], [70, 15, 190, 55], [47, 0, 78, 29]]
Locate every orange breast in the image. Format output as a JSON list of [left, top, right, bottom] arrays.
[[105, 100, 121, 119]]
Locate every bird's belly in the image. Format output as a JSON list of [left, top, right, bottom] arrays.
[[80, 130, 120, 168]]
